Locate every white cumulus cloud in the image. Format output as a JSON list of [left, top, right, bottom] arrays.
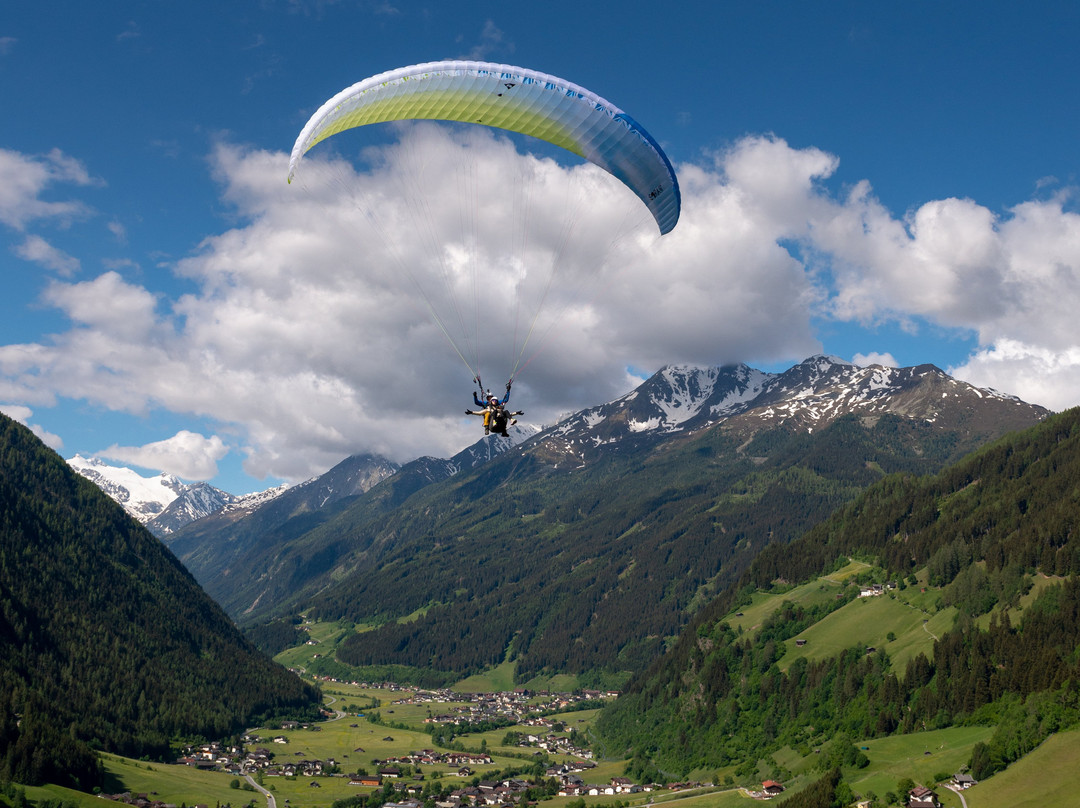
[[15, 234, 80, 275], [853, 352, 898, 368], [0, 148, 97, 231], [100, 430, 229, 480], [3, 132, 1080, 483]]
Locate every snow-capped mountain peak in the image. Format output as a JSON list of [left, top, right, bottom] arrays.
[[67, 454, 185, 522], [519, 356, 1049, 466], [66, 454, 289, 536]]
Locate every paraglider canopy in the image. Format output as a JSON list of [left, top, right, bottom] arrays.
[[289, 60, 680, 234]]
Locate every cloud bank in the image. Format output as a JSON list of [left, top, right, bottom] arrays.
[[2, 130, 1079, 483]]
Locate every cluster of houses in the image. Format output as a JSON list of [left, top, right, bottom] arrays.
[[381, 773, 661, 807], [395, 685, 614, 729], [175, 741, 245, 773], [510, 727, 593, 760], [857, 582, 897, 598], [552, 775, 653, 798], [175, 738, 339, 780], [375, 749, 495, 771]]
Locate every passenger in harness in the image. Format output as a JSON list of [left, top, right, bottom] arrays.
[[466, 380, 521, 437]]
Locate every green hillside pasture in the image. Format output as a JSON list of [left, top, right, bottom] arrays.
[[820, 559, 875, 583], [775, 592, 957, 675], [842, 726, 992, 805], [725, 578, 845, 637], [100, 754, 246, 806], [378, 696, 463, 726], [453, 661, 581, 694], [254, 718, 441, 771], [974, 572, 1065, 632], [21, 783, 114, 808], [249, 771, 374, 808], [453, 661, 518, 693], [961, 727, 1080, 808], [321, 681, 396, 713], [274, 618, 358, 671]]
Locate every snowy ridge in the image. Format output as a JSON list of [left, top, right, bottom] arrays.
[[67, 454, 186, 523], [521, 356, 1048, 464], [224, 483, 292, 514], [147, 482, 240, 536], [647, 365, 725, 428], [452, 422, 543, 467], [67, 453, 288, 535], [741, 359, 1027, 432]]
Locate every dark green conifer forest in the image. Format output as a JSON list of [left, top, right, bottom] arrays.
[[0, 415, 321, 790], [251, 412, 997, 684]]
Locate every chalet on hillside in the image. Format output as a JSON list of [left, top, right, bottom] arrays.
[[907, 785, 937, 808], [952, 773, 977, 789], [762, 780, 785, 796]]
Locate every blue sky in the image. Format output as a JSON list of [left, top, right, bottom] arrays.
[[2, 2, 1079, 493]]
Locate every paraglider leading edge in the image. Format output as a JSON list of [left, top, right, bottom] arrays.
[[287, 59, 681, 235]]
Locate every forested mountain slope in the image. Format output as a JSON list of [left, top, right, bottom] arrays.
[[223, 359, 1046, 684], [596, 407, 1080, 781], [163, 452, 399, 591], [0, 415, 321, 790]]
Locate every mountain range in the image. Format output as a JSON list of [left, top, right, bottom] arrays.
[[66, 453, 291, 536], [159, 356, 1048, 683]]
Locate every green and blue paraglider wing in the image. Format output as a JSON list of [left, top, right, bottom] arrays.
[[288, 60, 680, 235]]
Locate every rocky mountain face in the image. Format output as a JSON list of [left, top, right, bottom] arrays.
[[162, 453, 400, 587], [165, 427, 541, 595], [146, 482, 240, 535], [183, 356, 1048, 681], [538, 357, 1044, 464]]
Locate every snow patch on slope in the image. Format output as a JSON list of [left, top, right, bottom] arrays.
[[67, 454, 185, 523]]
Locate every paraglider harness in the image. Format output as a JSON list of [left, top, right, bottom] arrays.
[[467, 377, 522, 437]]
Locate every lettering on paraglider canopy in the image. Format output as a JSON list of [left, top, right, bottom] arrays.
[[649, 184, 665, 200]]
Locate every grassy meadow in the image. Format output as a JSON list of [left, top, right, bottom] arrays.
[[719, 560, 969, 679], [101, 754, 249, 806], [841, 726, 992, 805], [774, 591, 955, 674], [961, 727, 1080, 808]]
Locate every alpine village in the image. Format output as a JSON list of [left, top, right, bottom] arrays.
[[7, 356, 1080, 808]]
